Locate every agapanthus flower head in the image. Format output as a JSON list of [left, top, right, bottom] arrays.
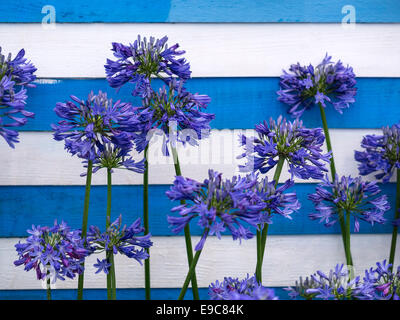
[[363, 260, 400, 300], [308, 174, 389, 231], [239, 177, 301, 226], [87, 215, 152, 273], [285, 264, 374, 300], [238, 116, 330, 180], [131, 79, 214, 155], [0, 47, 36, 148], [355, 123, 400, 183], [278, 53, 356, 117], [52, 91, 141, 161], [14, 221, 89, 284], [166, 170, 261, 251], [105, 35, 191, 97], [209, 274, 278, 300], [81, 139, 145, 176]]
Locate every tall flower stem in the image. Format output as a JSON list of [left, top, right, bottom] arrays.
[[318, 103, 353, 266], [255, 157, 285, 283], [106, 168, 116, 300], [171, 145, 200, 300], [46, 276, 51, 300], [177, 229, 208, 300], [344, 210, 353, 269], [143, 145, 151, 300], [389, 169, 400, 268], [77, 160, 93, 300]]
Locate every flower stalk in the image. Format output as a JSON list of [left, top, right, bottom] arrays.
[[177, 229, 208, 300], [389, 169, 400, 267], [171, 144, 200, 300], [143, 145, 151, 300], [106, 168, 116, 300], [318, 103, 353, 267], [77, 160, 93, 300]]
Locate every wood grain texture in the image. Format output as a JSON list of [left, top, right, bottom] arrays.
[[0, 1, 399, 23], [18, 77, 400, 131], [0, 183, 395, 237], [1, 24, 399, 77], [1, 235, 399, 289], [0, 130, 387, 186]]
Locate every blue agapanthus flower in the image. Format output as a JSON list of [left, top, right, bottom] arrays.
[[132, 79, 214, 155], [278, 54, 356, 117], [14, 221, 89, 283], [105, 35, 191, 98], [81, 139, 145, 176], [166, 170, 261, 251], [363, 260, 400, 300], [308, 174, 389, 231], [0, 48, 36, 148], [238, 116, 331, 180], [285, 264, 375, 300], [52, 91, 141, 161], [209, 275, 278, 300], [355, 123, 400, 183], [239, 178, 301, 226], [87, 215, 152, 273]]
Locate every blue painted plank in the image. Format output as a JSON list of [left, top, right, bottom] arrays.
[[0, 287, 291, 300], [0, 1, 399, 23], [19, 77, 400, 131], [0, 184, 396, 237]]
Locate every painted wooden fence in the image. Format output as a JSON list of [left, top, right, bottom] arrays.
[[0, 0, 399, 300]]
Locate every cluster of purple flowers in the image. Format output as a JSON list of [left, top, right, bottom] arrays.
[[0, 48, 36, 148], [308, 174, 389, 231], [14, 221, 88, 283], [238, 116, 330, 180], [355, 123, 400, 183], [87, 216, 152, 273], [105, 36, 214, 156], [209, 275, 278, 300], [52, 91, 142, 163], [286, 261, 399, 300], [105, 35, 191, 98], [166, 170, 261, 250], [240, 178, 301, 226], [277, 54, 357, 117], [363, 260, 399, 300], [131, 80, 214, 155], [285, 264, 374, 300]]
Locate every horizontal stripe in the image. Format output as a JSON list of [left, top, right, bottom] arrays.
[[2, 235, 399, 289], [0, 184, 396, 237], [0, 1, 399, 23], [0, 130, 391, 186], [0, 288, 290, 300], [17, 77, 400, 131], [2, 24, 400, 77]]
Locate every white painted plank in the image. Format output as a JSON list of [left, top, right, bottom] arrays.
[[1, 234, 398, 289], [1, 23, 399, 78], [0, 129, 384, 186]]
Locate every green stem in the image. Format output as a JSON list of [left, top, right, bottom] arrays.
[[389, 169, 400, 268], [171, 145, 200, 300], [110, 253, 116, 300], [46, 277, 51, 301], [177, 230, 208, 300], [106, 168, 114, 300], [318, 103, 353, 266], [345, 210, 353, 268], [255, 157, 284, 284], [143, 146, 151, 300], [77, 160, 93, 300]]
